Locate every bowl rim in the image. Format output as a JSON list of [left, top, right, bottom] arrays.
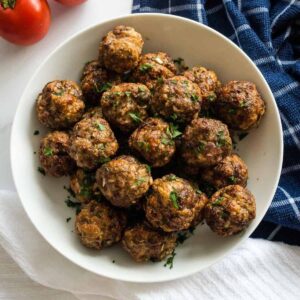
[[10, 13, 283, 283]]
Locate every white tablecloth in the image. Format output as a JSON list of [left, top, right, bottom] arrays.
[[1, 1, 300, 299]]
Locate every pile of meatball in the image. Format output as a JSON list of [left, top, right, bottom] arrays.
[[36, 25, 265, 263]]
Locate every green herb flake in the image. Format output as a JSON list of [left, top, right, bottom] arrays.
[[212, 196, 224, 206], [138, 86, 146, 93], [139, 63, 153, 73], [94, 122, 106, 131], [222, 210, 230, 219], [170, 79, 177, 84], [170, 113, 178, 121], [145, 164, 151, 173], [228, 176, 237, 184], [190, 93, 199, 102], [66, 217, 72, 223], [206, 94, 217, 102], [113, 91, 122, 96], [37, 167, 46, 176], [195, 189, 202, 195], [157, 77, 164, 85], [164, 250, 176, 269], [33, 130, 39, 135], [43, 147, 53, 157], [99, 157, 111, 164], [189, 226, 195, 234], [174, 57, 184, 65], [125, 91, 132, 97], [216, 131, 226, 147], [170, 191, 179, 209], [134, 177, 146, 186], [129, 112, 142, 123], [167, 174, 177, 181], [167, 123, 182, 139], [161, 136, 173, 146], [238, 132, 249, 141], [228, 108, 237, 115], [197, 141, 206, 153], [65, 199, 81, 209], [137, 141, 150, 152], [100, 82, 112, 93]]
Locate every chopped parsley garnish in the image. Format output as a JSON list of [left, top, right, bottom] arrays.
[[94, 122, 105, 131], [189, 226, 195, 234], [99, 157, 111, 164], [228, 176, 237, 183], [164, 250, 176, 269], [238, 132, 249, 141], [212, 196, 224, 206], [134, 177, 146, 186], [95, 82, 112, 93], [139, 63, 153, 73], [145, 164, 151, 173], [33, 130, 39, 135], [65, 198, 81, 214], [113, 91, 122, 96], [125, 91, 132, 97], [66, 217, 71, 223], [161, 136, 174, 145], [129, 112, 142, 123], [170, 191, 179, 209], [222, 210, 230, 219], [138, 86, 146, 93], [43, 147, 53, 156], [63, 185, 76, 198], [216, 131, 226, 147], [173, 57, 184, 64], [167, 123, 182, 139], [190, 93, 199, 102], [53, 90, 64, 96], [37, 167, 46, 176], [197, 141, 206, 153], [79, 186, 92, 198], [170, 79, 177, 84], [240, 100, 249, 108], [170, 113, 178, 121], [167, 174, 177, 181], [195, 189, 202, 195], [138, 141, 150, 152], [157, 77, 164, 84], [206, 94, 217, 102]]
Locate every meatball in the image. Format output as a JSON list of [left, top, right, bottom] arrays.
[[200, 154, 248, 189], [80, 60, 121, 105], [99, 25, 144, 73], [129, 118, 178, 167], [145, 174, 199, 232], [36, 80, 85, 129], [215, 80, 266, 130], [70, 169, 101, 203], [81, 106, 103, 119], [150, 76, 202, 124], [69, 116, 118, 169], [96, 155, 153, 207], [122, 223, 176, 262], [191, 191, 209, 227], [101, 83, 151, 132], [183, 66, 221, 110], [39, 131, 75, 177], [75, 200, 127, 249], [181, 118, 232, 167], [132, 52, 176, 90], [205, 185, 256, 236]]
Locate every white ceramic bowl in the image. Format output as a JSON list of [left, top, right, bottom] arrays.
[[11, 14, 283, 283]]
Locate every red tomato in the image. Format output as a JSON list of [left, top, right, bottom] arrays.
[[0, 0, 51, 46], [55, 0, 87, 6]]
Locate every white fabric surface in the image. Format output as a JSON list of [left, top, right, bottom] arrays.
[[1, 1, 300, 299]]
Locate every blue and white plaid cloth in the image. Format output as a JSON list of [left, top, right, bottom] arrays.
[[132, 0, 300, 245]]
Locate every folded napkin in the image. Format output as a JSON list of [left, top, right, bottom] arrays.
[[133, 0, 300, 243], [1, 190, 300, 300]]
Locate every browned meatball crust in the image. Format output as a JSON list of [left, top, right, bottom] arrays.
[[145, 174, 199, 232], [81, 106, 103, 119], [150, 76, 202, 123], [101, 83, 151, 132], [183, 66, 221, 110], [215, 80, 266, 130], [181, 118, 232, 167], [132, 52, 176, 90], [129, 118, 178, 167], [96, 155, 153, 207], [36, 80, 85, 129], [191, 191, 209, 227], [205, 185, 256, 236], [80, 60, 121, 105], [39, 131, 76, 177], [99, 25, 144, 74], [200, 154, 248, 189], [70, 169, 101, 203], [69, 116, 118, 169], [122, 223, 176, 262], [75, 200, 127, 249]]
